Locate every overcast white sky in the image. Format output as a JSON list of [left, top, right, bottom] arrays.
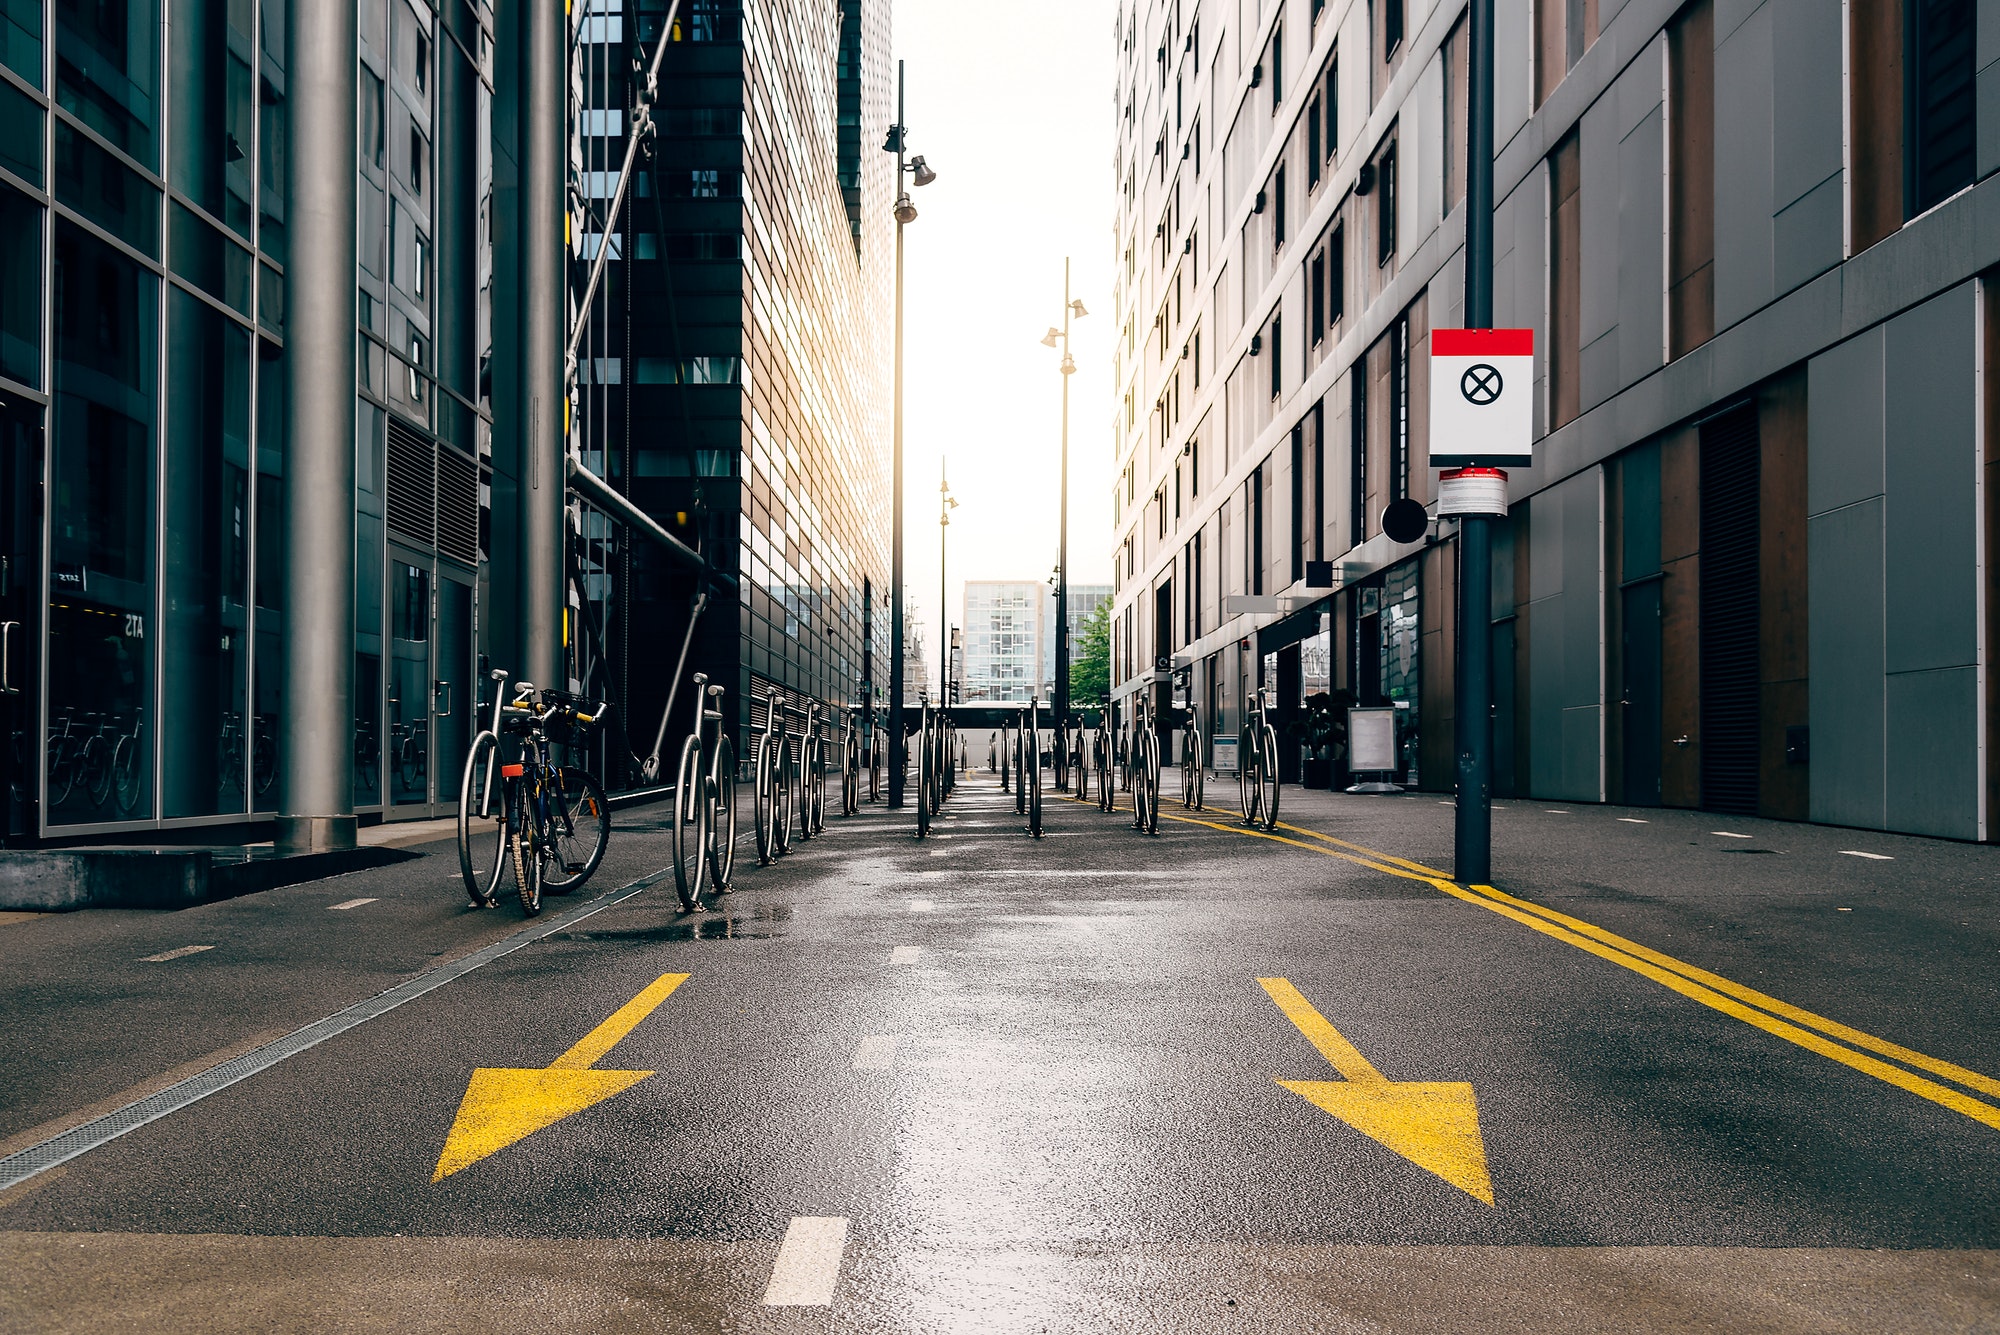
[[893, 0, 1120, 667]]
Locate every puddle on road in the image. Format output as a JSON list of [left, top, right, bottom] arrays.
[[550, 903, 792, 943]]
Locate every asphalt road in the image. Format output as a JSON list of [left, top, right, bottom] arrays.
[[3, 770, 1999, 1332]]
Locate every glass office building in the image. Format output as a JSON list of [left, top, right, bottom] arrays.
[[568, 0, 893, 785], [0, 0, 492, 840]]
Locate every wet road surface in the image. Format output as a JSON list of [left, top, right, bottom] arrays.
[[4, 771, 2000, 1331]]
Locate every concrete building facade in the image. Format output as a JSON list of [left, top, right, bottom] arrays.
[[1109, 0, 2000, 834]]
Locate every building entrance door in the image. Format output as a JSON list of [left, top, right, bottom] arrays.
[[387, 547, 435, 814], [0, 397, 42, 844], [433, 569, 473, 805], [1621, 578, 1664, 805]]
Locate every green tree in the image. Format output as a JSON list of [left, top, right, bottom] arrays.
[[1069, 601, 1110, 706]]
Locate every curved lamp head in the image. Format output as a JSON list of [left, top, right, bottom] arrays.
[[894, 193, 918, 224], [1069, 299, 1089, 318], [909, 155, 937, 187], [1040, 328, 1061, 348]]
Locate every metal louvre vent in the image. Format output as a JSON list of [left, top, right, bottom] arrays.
[[435, 443, 480, 567], [385, 416, 436, 546], [1699, 403, 1760, 816]]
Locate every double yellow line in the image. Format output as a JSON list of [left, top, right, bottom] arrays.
[[1127, 796, 2000, 1133]]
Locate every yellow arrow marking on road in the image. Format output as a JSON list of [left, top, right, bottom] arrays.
[[1258, 977, 1494, 1206], [432, 972, 689, 1182]]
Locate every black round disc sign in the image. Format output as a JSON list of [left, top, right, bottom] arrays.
[[1382, 497, 1429, 545], [1461, 363, 1503, 404]]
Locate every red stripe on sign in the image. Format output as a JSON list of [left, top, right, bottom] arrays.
[[1433, 328, 1534, 356]]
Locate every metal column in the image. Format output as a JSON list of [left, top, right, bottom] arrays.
[[276, 0, 359, 854], [519, 0, 567, 692]]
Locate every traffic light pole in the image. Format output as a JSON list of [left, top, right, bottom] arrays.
[[1453, 0, 1497, 884]]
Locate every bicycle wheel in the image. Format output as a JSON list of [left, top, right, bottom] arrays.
[[810, 738, 827, 833], [916, 729, 932, 838], [112, 733, 142, 815], [1145, 734, 1162, 834], [775, 737, 795, 855], [1238, 733, 1257, 825], [511, 785, 543, 916], [751, 735, 775, 865], [457, 731, 506, 906], [708, 735, 737, 893], [671, 735, 709, 911], [83, 735, 112, 808], [543, 766, 610, 894], [1258, 723, 1281, 831], [797, 738, 817, 842]]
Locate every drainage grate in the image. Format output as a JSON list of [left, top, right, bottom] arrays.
[[0, 868, 672, 1193]]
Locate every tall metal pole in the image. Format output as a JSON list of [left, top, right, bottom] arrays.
[[277, 0, 358, 855], [1054, 259, 1073, 723], [939, 461, 952, 705], [1454, 0, 1497, 884], [887, 62, 909, 807], [520, 0, 567, 691]]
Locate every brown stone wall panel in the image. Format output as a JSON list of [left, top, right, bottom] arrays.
[[1662, 552, 1702, 807], [1850, 0, 1904, 253], [1667, 0, 1715, 358]]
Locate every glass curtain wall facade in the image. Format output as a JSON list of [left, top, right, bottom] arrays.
[[567, 0, 892, 788], [0, 0, 492, 839], [963, 581, 1046, 704]]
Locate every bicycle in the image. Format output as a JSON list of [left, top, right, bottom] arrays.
[[750, 689, 790, 865], [1024, 702, 1044, 838], [1095, 713, 1114, 813], [458, 668, 515, 906], [1130, 694, 1160, 836], [463, 678, 611, 915], [670, 672, 736, 912], [792, 699, 825, 840], [1239, 688, 1281, 832], [915, 705, 933, 838], [1181, 702, 1205, 810], [840, 710, 860, 816]]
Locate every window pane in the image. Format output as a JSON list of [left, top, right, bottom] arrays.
[[55, 116, 160, 257], [251, 337, 282, 810], [55, 0, 158, 170], [0, 0, 41, 89], [355, 399, 385, 806], [162, 288, 251, 817], [48, 220, 158, 824], [0, 184, 40, 387], [257, 65, 284, 260], [169, 0, 254, 237], [0, 77, 42, 186], [170, 199, 251, 313]]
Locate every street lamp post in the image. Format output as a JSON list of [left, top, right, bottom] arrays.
[[883, 61, 936, 808], [1455, 0, 1497, 883], [1040, 261, 1086, 723], [939, 460, 955, 711]]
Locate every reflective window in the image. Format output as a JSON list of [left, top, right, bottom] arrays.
[[162, 288, 251, 817], [48, 221, 158, 824], [0, 77, 42, 186], [169, 0, 254, 238], [55, 0, 158, 170], [388, 559, 427, 805], [252, 338, 282, 810], [355, 399, 384, 805], [0, 184, 40, 387], [0, 0, 41, 89], [55, 116, 159, 257], [256, 0, 282, 261], [170, 199, 251, 314]]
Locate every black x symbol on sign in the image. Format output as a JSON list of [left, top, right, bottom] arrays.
[[1461, 363, 1504, 405]]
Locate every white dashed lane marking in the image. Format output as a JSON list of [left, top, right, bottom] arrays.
[[763, 1217, 849, 1307], [908, 899, 934, 912], [890, 946, 921, 964], [329, 898, 378, 910], [1713, 832, 1753, 839], [1840, 850, 1894, 860], [140, 945, 214, 963]]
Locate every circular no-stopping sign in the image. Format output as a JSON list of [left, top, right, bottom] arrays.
[[1460, 363, 1503, 405]]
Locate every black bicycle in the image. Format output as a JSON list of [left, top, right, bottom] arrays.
[[671, 672, 737, 911]]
